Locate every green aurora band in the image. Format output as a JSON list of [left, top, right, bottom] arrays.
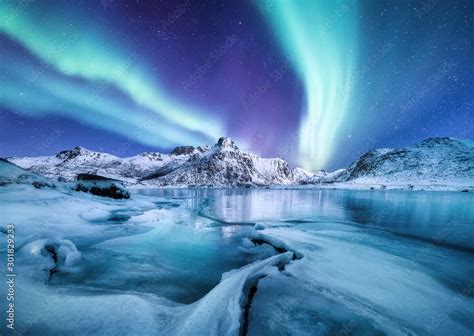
[[0, 2, 224, 147], [260, 0, 357, 170]]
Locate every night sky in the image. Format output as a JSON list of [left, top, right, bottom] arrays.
[[0, 0, 473, 170]]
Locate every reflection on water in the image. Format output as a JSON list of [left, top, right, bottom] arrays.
[[136, 188, 474, 251], [10, 187, 471, 335], [133, 187, 474, 332]]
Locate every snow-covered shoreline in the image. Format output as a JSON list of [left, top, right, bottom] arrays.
[[2, 171, 473, 334], [2, 150, 474, 335], [127, 179, 473, 192], [269, 182, 473, 192]]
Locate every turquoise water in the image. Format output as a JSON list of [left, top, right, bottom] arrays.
[[133, 189, 474, 318], [135, 188, 474, 334], [136, 188, 474, 251], [3, 188, 473, 335]]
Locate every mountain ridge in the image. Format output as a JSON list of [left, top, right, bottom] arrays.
[[6, 137, 474, 190], [333, 137, 473, 190], [7, 137, 297, 187]]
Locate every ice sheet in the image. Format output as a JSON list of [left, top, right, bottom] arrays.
[[1, 184, 473, 335]]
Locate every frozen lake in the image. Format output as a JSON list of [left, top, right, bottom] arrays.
[[2, 187, 473, 335], [136, 188, 474, 251]]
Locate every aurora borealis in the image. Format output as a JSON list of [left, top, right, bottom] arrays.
[[0, 0, 224, 149], [1, 0, 473, 170], [261, 0, 357, 169]]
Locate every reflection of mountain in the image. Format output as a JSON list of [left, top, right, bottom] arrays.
[[181, 189, 349, 224], [340, 190, 474, 252], [134, 187, 474, 251]]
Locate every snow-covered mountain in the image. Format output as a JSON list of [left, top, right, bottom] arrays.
[[7, 137, 295, 187], [0, 158, 130, 198], [141, 137, 293, 187], [301, 169, 347, 185], [6, 137, 473, 189], [8, 145, 193, 183], [0, 158, 54, 188], [333, 137, 474, 190], [292, 167, 316, 183]]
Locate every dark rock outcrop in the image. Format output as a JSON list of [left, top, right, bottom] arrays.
[[75, 174, 130, 199]]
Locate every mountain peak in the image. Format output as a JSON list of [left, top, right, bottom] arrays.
[[56, 146, 91, 160], [215, 137, 238, 150], [420, 137, 456, 146], [170, 146, 196, 156], [418, 137, 474, 148]]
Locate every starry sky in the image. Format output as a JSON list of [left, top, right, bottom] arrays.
[[0, 0, 473, 170]]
